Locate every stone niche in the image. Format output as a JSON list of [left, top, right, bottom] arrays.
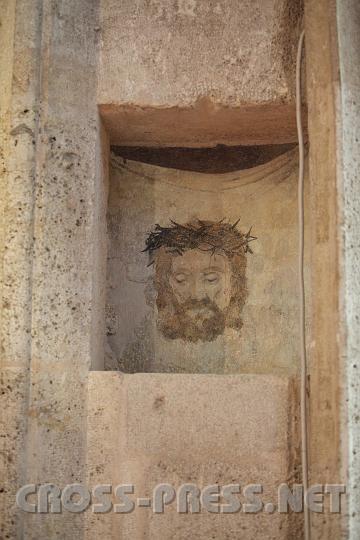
[[100, 0, 307, 374], [98, 127, 307, 540], [105, 145, 309, 374], [89, 1, 306, 539]]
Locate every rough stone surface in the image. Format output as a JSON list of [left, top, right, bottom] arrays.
[[0, 1, 107, 538], [85, 372, 302, 539], [98, 0, 305, 146], [98, 0, 303, 107], [0, 1, 42, 536], [22, 0, 107, 536], [336, 1, 360, 537]]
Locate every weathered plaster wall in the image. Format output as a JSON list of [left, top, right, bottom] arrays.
[[106, 149, 310, 375]]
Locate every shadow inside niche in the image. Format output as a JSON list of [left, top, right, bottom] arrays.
[[111, 143, 297, 174]]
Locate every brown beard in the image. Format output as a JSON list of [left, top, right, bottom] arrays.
[[158, 296, 226, 343]]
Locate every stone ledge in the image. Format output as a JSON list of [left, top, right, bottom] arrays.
[[85, 372, 301, 539]]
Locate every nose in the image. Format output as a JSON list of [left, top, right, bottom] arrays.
[[189, 278, 207, 301]]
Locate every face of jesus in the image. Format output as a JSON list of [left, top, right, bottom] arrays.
[[169, 249, 232, 320], [153, 248, 235, 343], [154, 246, 247, 343]]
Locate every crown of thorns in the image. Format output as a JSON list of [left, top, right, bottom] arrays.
[[143, 219, 256, 265]]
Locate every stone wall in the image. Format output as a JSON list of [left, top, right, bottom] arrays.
[[85, 372, 301, 539], [5, 1, 357, 540], [98, 0, 305, 147], [336, 0, 360, 536], [0, 1, 107, 538]]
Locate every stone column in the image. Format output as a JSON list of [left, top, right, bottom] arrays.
[[304, 0, 359, 537], [0, 1, 108, 538], [336, 1, 360, 538], [1, 1, 43, 536]]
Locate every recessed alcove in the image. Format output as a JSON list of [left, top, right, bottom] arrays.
[[94, 74, 308, 536], [105, 141, 309, 374]]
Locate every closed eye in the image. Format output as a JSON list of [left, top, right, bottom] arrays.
[[174, 274, 187, 284], [204, 273, 219, 284]]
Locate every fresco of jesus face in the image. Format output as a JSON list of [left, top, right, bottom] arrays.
[[153, 247, 247, 343], [145, 219, 252, 343]]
